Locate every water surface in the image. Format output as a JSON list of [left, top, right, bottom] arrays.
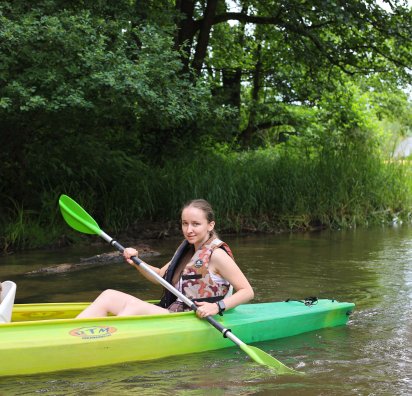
[[1, 226, 411, 395]]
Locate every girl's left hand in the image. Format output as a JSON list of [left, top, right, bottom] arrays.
[[194, 301, 219, 318]]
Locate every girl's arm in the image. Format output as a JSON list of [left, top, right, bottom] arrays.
[[211, 248, 254, 310], [123, 248, 170, 285], [195, 249, 254, 317]]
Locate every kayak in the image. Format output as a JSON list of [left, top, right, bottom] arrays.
[[0, 298, 354, 377]]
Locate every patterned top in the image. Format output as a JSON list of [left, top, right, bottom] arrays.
[[177, 237, 233, 302]]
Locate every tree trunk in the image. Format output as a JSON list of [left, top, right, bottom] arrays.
[[174, 0, 196, 73], [191, 0, 219, 77], [222, 68, 242, 109], [240, 42, 262, 146]]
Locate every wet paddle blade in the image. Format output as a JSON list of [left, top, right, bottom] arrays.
[[240, 344, 303, 375], [59, 195, 101, 235]]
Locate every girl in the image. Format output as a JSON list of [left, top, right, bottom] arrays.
[[77, 199, 254, 319]]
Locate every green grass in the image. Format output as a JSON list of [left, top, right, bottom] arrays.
[[1, 147, 411, 252]]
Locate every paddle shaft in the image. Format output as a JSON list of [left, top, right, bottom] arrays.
[[99, 231, 245, 347]]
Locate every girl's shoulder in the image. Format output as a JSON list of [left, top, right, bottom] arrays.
[[210, 246, 235, 265]]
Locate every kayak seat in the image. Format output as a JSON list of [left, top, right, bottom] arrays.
[[0, 280, 17, 323]]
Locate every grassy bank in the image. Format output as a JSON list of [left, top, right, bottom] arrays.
[[1, 146, 412, 252]]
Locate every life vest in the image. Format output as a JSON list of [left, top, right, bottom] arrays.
[[158, 237, 234, 309]]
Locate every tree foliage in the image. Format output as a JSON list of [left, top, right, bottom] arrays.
[[171, 0, 412, 145], [0, 1, 231, 208], [0, 0, 411, 251]]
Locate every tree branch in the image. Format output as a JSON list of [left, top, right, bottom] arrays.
[[193, 10, 335, 32], [193, 11, 283, 31]]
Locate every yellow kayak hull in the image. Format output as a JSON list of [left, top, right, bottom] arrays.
[[0, 299, 354, 377]]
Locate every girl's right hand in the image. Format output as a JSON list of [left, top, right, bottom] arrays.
[[123, 248, 138, 265]]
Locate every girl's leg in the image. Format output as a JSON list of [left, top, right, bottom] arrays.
[[76, 289, 169, 318]]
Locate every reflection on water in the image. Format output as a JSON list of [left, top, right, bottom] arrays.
[[1, 225, 411, 395]]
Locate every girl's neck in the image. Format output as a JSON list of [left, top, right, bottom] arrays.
[[194, 235, 213, 251]]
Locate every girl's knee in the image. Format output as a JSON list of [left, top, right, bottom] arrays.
[[97, 289, 119, 301]]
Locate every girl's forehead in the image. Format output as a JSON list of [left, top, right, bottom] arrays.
[[181, 206, 207, 220]]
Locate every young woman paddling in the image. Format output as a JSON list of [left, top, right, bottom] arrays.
[[76, 199, 254, 319]]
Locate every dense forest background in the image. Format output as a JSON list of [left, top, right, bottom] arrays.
[[1, 0, 412, 252]]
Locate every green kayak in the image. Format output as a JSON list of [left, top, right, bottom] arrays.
[[0, 298, 354, 377]]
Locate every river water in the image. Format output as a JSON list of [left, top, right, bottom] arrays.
[[1, 225, 411, 395]]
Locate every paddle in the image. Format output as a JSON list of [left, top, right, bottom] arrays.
[[59, 194, 301, 375]]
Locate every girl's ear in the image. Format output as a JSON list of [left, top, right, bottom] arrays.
[[208, 221, 215, 232]]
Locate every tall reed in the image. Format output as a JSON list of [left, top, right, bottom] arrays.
[[1, 146, 411, 252], [101, 146, 412, 233]]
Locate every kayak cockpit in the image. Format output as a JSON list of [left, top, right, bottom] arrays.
[[10, 300, 162, 323]]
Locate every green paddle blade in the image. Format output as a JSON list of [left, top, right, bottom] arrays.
[[59, 195, 101, 235], [240, 344, 303, 375]]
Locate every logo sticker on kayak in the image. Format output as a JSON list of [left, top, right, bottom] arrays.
[[69, 326, 117, 339]]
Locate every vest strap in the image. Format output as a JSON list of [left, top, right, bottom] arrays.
[[181, 274, 202, 280], [192, 296, 224, 303]]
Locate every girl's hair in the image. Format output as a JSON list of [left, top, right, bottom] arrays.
[[181, 199, 218, 238]]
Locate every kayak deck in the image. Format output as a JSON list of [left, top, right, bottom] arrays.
[[0, 299, 354, 377]]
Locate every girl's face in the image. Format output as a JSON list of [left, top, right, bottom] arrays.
[[181, 206, 215, 248]]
